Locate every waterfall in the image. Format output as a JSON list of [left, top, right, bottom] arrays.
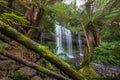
[[62, 27, 73, 58], [40, 32, 44, 43], [55, 23, 74, 58], [55, 24, 63, 54], [78, 34, 83, 56]]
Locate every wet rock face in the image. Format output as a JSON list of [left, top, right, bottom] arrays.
[[90, 62, 120, 78], [19, 67, 37, 76], [0, 71, 8, 78], [31, 76, 41, 80], [0, 60, 15, 70], [0, 60, 15, 79]]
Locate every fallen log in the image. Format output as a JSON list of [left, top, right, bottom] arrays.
[[0, 50, 69, 80], [0, 21, 86, 80]]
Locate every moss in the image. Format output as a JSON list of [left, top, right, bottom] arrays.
[[0, 21, 87, 80], [0, 12, 30, 26], [17, 34, 29, 43], [79, 65, 101, 80], [36, 45, 55, 58], [41, 59, 58, 71], [36, 66, 50, 77]]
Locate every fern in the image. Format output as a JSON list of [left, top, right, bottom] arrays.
[[90, 41, 120, 66], [101, 26, 120, 42]]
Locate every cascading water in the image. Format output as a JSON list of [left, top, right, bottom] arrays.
[[55, 23, 74, 58], [62, 27, 73, 58], [78, 34, 83, 56], [55, 24, 63, 54], [40, 32, 44, 43]]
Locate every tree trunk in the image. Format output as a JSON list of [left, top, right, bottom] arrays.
[[8, 0, 14, 10], [0, 21, 86, 80], [82, 25, 101, 66], [80, 25, 101, 79], [86, 26, 101, 48], [25, 5, 35, 21], [93, 27, 101, 46], [26, 7, 44, 38], [0, 50, 69, 80]]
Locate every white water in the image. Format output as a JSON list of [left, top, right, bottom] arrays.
[[55, 23, 74, 58], [40, 32, 44, 43], [55, 24, 63, 54], [63, 0, 87, 7], [78, 34, 83, 56]]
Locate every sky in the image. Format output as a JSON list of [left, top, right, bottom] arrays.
[[63, 0, 87, 7]]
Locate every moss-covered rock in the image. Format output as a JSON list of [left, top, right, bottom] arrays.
[[79, 65, 101, 80]]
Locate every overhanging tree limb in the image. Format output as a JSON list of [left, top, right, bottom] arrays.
[[0, 21, 86, 80], [0, 50, 69, 80]]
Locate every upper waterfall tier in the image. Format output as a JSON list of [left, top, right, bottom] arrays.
[[55, 23, 73, 58]]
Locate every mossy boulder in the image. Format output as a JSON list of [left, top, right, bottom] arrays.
[[79, 65, 101, 80]]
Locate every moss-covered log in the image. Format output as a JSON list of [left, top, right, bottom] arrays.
[[0, 21, 86, 80], [0, 50, 69, 80]]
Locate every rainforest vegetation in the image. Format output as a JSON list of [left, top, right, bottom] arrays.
[[0, 0, 120, 80]]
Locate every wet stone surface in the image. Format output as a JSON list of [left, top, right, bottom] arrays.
[[19, 67, 37, 76], [90, 62, 120, 77], [71, 55, 120, 78]]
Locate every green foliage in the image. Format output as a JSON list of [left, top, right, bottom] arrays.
[[39, 59, 59, 75], [101, 26, 120, 42], [45, 0, 120, 32], [40, 14, 54, 32], [43, 59, 57, 71], [0, 12, 30, 26], [90, 41, 120, 66], [105, 8, 120, 19], [46, 3, 69, 23], [8, 71, 30, 80], [46, 3, 79, 31], [13, 1, 27, 14]]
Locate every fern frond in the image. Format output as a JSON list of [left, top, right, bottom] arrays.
[[90, 42, 120, 66]]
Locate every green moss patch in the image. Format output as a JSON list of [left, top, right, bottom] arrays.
[[79, 65, 101, 80]]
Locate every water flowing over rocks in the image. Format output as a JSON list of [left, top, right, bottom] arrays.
[[55, 23, 73, 56]]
